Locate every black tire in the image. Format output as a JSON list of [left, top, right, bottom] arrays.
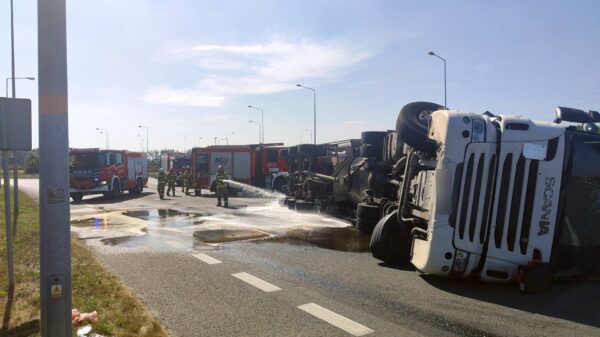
[[396, 101, 444, 153], [357, 203, 379, 219], [361, 131, 387, 146], [370, 210, 411, 264], [295, 200, 314, 212], [356, 217, 379, 234], [287, 198, 296, 210], [317, 144, 328, 156], [194, 188, 201, 196], [71, 193, 83, 202], [111, 180, 120, 199], [297, 144, 317, 156], [359, 144, 383, 160]]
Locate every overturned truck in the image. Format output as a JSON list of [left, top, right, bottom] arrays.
[[283, 102, 600, 284]]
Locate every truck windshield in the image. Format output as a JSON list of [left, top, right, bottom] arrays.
[[70, 153, 105, 170], [172, 157, 192, 168]]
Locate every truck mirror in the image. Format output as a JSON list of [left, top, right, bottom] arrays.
[[555, 106, 593, 124], [589, 110, 600, 123]]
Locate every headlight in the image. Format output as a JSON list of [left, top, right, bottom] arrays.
[[451, 249, 470, 275], [471, 119, 486, 142]]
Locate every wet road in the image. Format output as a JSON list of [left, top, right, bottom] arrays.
[[18, 179, 600, 337]]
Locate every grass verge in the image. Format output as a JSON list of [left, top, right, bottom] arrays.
[[0, 189, 169, 337]]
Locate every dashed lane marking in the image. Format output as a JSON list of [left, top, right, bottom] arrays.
[[166, 240, 187, 249], [231, 272, 282, 292], [193, 253, 222, 264], [298, 303, 374, 336]]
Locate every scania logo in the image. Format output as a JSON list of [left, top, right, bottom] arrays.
[[538, 177, 555, 235]]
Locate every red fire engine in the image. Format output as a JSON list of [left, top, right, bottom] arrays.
[[160, 152, 192, 186], [191, 144, 288, 196], [69, 148, 148, 201]]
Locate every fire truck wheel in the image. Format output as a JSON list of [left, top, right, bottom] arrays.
[[356, 202, 379, 219], [111, 180, 120, 199], [396, 101, 444, 153], [287, 198, 296, 210], [356, 217, 379, 234], [297, 144, 318, 156], [359, 145, 384, 160], [370, 210, 411, 264], [295, 200, 314, 212], [71, 193, 83, 202]]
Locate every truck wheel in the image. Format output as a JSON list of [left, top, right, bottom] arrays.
[[370, 210, 411, 264], [295, 200, 314, 212], [297, 144, 317, 156], [287, 198, 296, 210], [194, 188, 201, 196], [359, 144, 384, 160], [356, 203, 380, 234], [71, 193, 83, 202], [396, 101, 444, 153], [111, 180, 120, 199], [361, 131, 387, 146]]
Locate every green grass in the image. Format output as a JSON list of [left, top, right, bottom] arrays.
[[0, 190, 170, 337]]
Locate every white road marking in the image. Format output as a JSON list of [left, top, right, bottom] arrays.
[[166, 240, 187, 249], [231, 272, 281, 292], [193, 253, 222, 265], [298, 303, 374, 336]]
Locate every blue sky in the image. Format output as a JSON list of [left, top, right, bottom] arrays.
[[1, 0, 599, 151]]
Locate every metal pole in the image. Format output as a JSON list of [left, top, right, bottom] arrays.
[[313, 89, 316, 144], [38, 0, 72, 335], [261, 109, 264, 143], [3, 152, 14, 290], [10, 0, 19, 234], [443, 59, 447, 108]]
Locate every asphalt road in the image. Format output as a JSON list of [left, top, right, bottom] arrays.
[[18, 179, 600, 337]]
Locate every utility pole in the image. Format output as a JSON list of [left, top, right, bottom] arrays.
[[39, 0, 72, 335], [9, 0, 18, 235]]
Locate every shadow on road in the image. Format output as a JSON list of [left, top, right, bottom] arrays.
[[72, 191, 154, 205], [378, 262, 416, 272], [421, 275, 600, 328]]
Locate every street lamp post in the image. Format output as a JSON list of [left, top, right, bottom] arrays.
[[427, 51, 447, 108], [249, 120, 261, 144], [138, 125, 148, 153], [248, 105, 264, 143], [296, 84, 316, 144], [96, 128, 109, 149], [5, 77, 35, 97]]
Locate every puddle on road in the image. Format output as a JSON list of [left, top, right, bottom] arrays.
[[72, 203, 371, 253], [194, 229, 271, 243]]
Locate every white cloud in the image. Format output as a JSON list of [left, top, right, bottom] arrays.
[[144, 37, 374, 107], [142, 86, 226, 107]]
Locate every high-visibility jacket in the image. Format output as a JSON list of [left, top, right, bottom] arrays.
[[166, 172, 176, 184], [157, 172, 166, 185], [216, 171, 228, 187]]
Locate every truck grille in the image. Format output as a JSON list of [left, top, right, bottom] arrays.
[[453, 143, 539, 256]]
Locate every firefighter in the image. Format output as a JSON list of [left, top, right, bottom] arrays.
[[157, 168, 166, 199], [182, 167, 191, 194], [215, 165, 229, 207], [166, 168, 177, 197]]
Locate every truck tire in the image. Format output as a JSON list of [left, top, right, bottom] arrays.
[[396, 101, 444, 153], [356, 203, 380, 234], [297, 144, 317, 156], [111, 180, 120, 199], [360, 144, 383, 160], [194, 188, 201, 196], [370, 210, 411, 264], [287, 198, 296, 210], [295, 200, 314, 212], [361, 131, 387, 146], [71, 193, 83, 202]]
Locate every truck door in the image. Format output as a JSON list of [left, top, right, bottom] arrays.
[[233, 152, 251, 183]]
